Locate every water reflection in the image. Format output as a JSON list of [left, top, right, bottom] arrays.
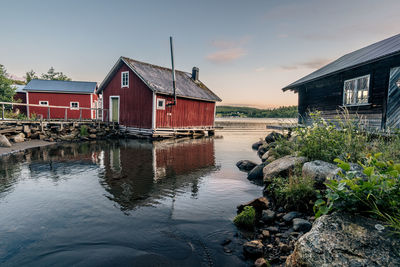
[[101, 138, 217, 211], [0, 138, 217, 212]]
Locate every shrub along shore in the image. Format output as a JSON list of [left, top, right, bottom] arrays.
[[233, 112, 400, 267]]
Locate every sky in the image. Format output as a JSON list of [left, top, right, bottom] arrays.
[[1, 0, 400, 108]]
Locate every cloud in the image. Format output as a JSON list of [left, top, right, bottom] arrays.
[[255, 67, 265, 72], [281, 58, 331, 70], [206, 36, 250, 63], [206, 48, 246, 63]]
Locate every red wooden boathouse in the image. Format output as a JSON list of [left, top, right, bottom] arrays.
[[24, 79, 99, 120], [97, 57, 221, 137]]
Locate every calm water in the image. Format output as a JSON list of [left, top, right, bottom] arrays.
[[0, 130, 269, 267]]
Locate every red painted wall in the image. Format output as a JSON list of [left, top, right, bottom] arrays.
[[13, 92, 27, 115], [155, 95, 215, 128], [102, 64, 153, 128], [28, 92, 94, 119]]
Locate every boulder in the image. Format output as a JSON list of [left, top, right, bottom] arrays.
[[261, 151, 270, 162], [23, 125, 31, 134], [257, 144, 269, 158], [254, 257, 269, 267], [243, 240, 264, 259], [0, 134, 11, 147], [237, 197, 269, 214], [302, 160, 340, 184], [265, 131, 284, 143], [286, 213, 400, 267], [292, 218, 312, 232], [263, 156, 307, 182], [282, 211, 302, 222], [11, 133, 25, 143], [236, 160, 258, 172], [261, 209, 276, 224], [248, 162, 268, 180], [59, 133, 76, 141], [252, 140, 264, 150], [89, 134, 97, 139]]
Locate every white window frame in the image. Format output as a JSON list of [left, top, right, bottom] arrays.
[[343, 74, 370, 106], [157, 98, 165, 110], [39, 101, 49, 106], [121, 71, 129, 88], [70, 102, 79, 110]]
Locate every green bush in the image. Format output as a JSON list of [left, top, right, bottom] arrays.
[[80, 125, 88, 137], [295, 111, 368, 163], [267, 137, 296, 160], [314, 153, 400, 234], [233, 206, 256, 229], [267, 175, 317, 213]]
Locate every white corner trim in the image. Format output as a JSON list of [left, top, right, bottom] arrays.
[[152, 92, 156, 129], [90, 94, 93, 119], [26, 91, 30, 117]]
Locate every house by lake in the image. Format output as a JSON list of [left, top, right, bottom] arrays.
[[97, 57, 221, 137], [283, 33, 400, 129]]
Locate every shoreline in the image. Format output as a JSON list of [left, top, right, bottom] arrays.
[[0, 140, 56, 157]]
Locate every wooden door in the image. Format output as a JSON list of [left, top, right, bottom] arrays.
[[386, 66, 400, 129], [111, 97, 119, 123]]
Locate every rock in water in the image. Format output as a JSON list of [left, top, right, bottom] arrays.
[[236, 160, 258, 172], [261, 209, 276, 223], [252, 140, 264, 150], [292, 218, 312, 232], [302, 160, 340, 184], [286, 213, 400, 267], [0, 134, 11, 147], [243, 240, 264, 258], [263, 156, 307, 182], [11, 133, 25, 143], [248, 162, 268, 180], [282, 211, 302, 222], [265, 131, 284, 143], [237, 197, 269, 214], [254, 257, 269, 267]]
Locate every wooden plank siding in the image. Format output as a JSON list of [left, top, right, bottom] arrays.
[[297, 54, 400, 129], [155, 94, 215, 128], [28, 92, 94, 119], [102, 64, 153, 129]]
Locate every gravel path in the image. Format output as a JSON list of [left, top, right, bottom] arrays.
[[0, 140, 56, 157]]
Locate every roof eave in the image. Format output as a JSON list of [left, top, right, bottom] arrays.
[[282, 50, 400, 92]]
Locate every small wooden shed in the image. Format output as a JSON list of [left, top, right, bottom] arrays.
[[97, 57, 221, 137], [283, 33, 400, 129], [25, 79, 98, 120]]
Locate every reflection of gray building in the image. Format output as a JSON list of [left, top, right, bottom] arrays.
[[101, 138, 217, 211]]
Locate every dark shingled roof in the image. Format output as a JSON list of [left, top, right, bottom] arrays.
[[24, 79, 97, 93], [98, 57, 221, 102], [283, 33, 400, 91]]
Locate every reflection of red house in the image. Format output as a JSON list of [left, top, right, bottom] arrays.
[[97, 57, 221, 136], [24, 79, 98, 119]]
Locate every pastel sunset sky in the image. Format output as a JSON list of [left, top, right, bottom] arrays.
[[1, 0, 399, 108]]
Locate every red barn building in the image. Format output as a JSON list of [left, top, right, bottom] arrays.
[[97, 57, 221, 137], [25, 79, 98, 120]]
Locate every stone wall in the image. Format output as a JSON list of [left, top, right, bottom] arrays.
[[0, 121, 120, 145]]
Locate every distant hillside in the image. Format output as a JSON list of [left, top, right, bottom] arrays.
[[216, 105, 298, 118]]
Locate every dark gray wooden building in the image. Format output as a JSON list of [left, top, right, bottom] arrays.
[[283, 33, 400, 129]]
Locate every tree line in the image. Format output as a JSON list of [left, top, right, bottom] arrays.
[[216, 105, 298, 118], [0, 64, 71, 102]]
